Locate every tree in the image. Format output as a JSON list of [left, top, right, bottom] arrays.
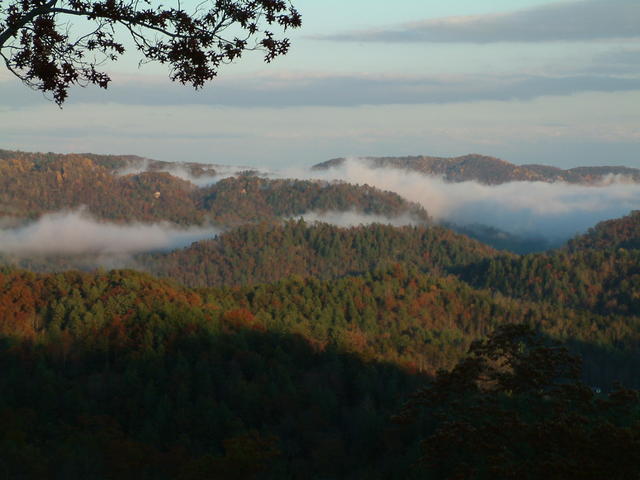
[[0, 0, 301, 105], [397, 324, 640, 479]]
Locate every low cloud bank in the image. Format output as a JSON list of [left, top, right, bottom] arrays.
[[0, 211, 221, 256], [295, 159, 640, 242], [294, 210, 423, 228], [2, 162, 636, 259], [116, 159, 270, 187], [116, 159, 219, 187]]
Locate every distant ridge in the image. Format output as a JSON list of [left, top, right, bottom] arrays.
[[0, 149, 428, 225], [0, 149, 220, 177], [312, 154, 640, 185]]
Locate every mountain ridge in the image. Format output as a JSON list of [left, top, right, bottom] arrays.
[[312, 154, 640, 185], [0, 150, 428, 225]]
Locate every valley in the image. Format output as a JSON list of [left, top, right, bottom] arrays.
[[0, 149, 639, 478]]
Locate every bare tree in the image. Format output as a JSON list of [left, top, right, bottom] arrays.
[[0, 0, 301, 105]]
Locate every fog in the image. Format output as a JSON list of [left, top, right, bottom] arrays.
[[294, 210, 423, 228], [111, 156, 640, 244], [0, 211, 221, 256], [5, 159, 636, 262], [115, 159, 266, 187], [292, 159, 640, 242]]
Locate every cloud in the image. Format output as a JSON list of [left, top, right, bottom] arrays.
[[1, 166, 638, 262], [2, 88, 639, 171], [295, 159, 640, 242], [321, 0, 640, 43], [160, 167, 230, 187], [3, 72, 639, 108], [114, 158, 271, 187], [0, 211, 221, 256], [293, 210, 422, 228], [582, 48, 640, 75], [115, 158, 219, 187]]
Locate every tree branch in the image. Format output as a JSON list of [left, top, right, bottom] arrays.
[[0, 0, 301, 104], [48, 6, 195, 41], [0, 0, 59, 48]]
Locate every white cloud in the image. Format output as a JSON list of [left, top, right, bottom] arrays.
[[0, 211, 221, 256], [293, 210, 422, 228], [295, 159, 640, 241], [114, 158, 271, 187]]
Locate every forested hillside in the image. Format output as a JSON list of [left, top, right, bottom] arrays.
[[0, 263, 639, 478], [567, 210, 640, 251], [463, 212, 640, 316], [1, 148, 640, 478], [0, 149, 220, 177], [0, 154, 204, 224], [0, 268, 423, 479], [194, 176, 428, 225], [138, 221, 497, 287], [444, 222, 555, 254], [0, 151, 427, 225], [463, 249, 640, 316]]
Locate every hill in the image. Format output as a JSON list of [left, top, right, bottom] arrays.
[[0, 149, 221, 177], [0, 150, 428, 226], [566, 210, 640, 251], [0, 261, 638, 477], [1, 144, 640, 478], [444, 222, 556, 254], [462, 247, 640, 317], [137, 220, 499, 287], [194, 176, 429, 225], [0, 153, 205, 224], [312, 154, 640, 185], [0, 267, 424, 478]]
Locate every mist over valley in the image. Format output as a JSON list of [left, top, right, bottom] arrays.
[[1, 149, 638, 266], [0, 148, 639, 478], [2, 1, 640, 476]]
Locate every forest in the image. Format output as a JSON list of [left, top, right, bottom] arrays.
[[0, 151, 427, 225], [0, 151, 639, 478]]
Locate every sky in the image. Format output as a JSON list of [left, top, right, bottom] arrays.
[[1, 0, 639, 169]]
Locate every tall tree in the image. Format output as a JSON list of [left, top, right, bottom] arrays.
[[398, 324, 640, 479]]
